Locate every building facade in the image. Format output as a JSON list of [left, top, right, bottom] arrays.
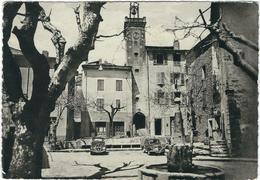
[[81, 63, 133, 137]]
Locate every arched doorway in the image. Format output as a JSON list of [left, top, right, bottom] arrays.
[[133, 112, 145, 130]]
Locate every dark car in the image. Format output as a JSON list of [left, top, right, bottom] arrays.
[[90, 137, 107, 155], [143, 138, 165, 155]]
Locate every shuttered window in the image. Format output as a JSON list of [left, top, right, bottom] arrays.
[[180, 74, 185, 85], [97, 98, 104, 111], [97, 79, 104, 91], [170, 73, 174, 84], [157, 72, 165, 85], [153, 53, 168, 65], [116, 99, 121, 109], [116, 80, 123, 91], [171, 92, 175, 105]]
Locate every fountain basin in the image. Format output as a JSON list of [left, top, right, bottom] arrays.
[[138, 163, 224, 180]]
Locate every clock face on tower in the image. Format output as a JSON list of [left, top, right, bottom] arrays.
[[133, 31, 140, 40]]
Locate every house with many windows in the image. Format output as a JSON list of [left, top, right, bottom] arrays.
[[80, 63, 133, 137], [146, 45, 188, 137]]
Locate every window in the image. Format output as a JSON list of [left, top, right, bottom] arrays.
[[174, 92, 181, 98], [170, 73, 174, 84], [173, 52, 181, 66], [156, 72, 165, 85], [153, 53, 167, 65], [202, 66, 206, 80], [202, 89, 206, 109], [114, 122, 124, 136], [135, 68, 139, 72], [97, 79, 104, 91], [180, 74, 185, 85], [171, 92, 175, 105], [171, 73, 184, 86], [96, 98, 104, 111], [95, 122, 106, 136], [155, 90, 168, 105], [116, 80, 123, 91], [116, 99, 121, 109], [50, 117, 57, 124]]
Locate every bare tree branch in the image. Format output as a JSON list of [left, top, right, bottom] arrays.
[[96, 27, 128, 39], [222, 23, 258, 51], [48, 2, 105, 106], [73, 4, 82, 32], [39, 7, 66, 65]]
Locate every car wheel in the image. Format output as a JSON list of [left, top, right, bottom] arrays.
[[147, 151, 151, 155], [90, 152, 93, 155]]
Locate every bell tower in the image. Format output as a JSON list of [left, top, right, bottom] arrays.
[[124, 2, 146, 66], [124, 2, 149, 134]]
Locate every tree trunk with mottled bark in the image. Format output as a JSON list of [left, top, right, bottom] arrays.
[[3, 2, 105, 178]]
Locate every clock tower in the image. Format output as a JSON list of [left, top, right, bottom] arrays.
[[124, 2, 146, 66], [124, 2, 149, 134]]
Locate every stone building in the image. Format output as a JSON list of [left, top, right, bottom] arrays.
[[186, 2, 258, 157], [146, 45, 188, 137]]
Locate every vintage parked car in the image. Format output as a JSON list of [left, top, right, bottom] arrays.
[[90, 137, 107, 155], [142, 137, 165, 155]]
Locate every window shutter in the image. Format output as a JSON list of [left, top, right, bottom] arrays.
[[116, 80, 122, 91], [181, 74, 185, 85], [165, 92, 169, 105], [156, 72, 160, 84], [154, 92, 158, 103], [164, 54, 168, 64], [153, 53, 157, 64], [161, 72, 165, 84], [170, 73, 174, 84], [171, 92, 175, 105]]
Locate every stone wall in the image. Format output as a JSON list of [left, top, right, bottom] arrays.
[[217, 2, 258, 157], [187, 47, 214, 142]]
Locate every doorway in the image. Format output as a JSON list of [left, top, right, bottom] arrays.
[[133, 112, 145, 130], [170, 116, 175, 136], [155, 118, 162, 135]]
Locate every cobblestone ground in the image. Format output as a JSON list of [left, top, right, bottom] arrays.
[[42, 151, 257, 179]]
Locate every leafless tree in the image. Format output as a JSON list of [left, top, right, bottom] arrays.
[[3, 2, 105, 178], [87, 98, 125, 137], [48, 88, 86, 150]]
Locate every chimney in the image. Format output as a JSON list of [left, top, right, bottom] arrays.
[[173, 40, 180, 50], [42, 50, 49, 57]]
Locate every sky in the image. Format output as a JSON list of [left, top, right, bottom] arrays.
[[9, 2, 211, 65]]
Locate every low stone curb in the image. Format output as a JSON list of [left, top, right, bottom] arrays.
[[193, 156, 257, 162], [48, 148, 142, 152]]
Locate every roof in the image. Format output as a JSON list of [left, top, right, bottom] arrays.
[[185, 34, 214, 65], [145, 45, 188, 53], [10, 47, 56, 68], [82, 64, 132, 71]]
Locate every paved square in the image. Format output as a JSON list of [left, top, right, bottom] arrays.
[[42, 151, 257, 179]]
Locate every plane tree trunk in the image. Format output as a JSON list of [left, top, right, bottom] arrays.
[[3, 2, 105, 178]]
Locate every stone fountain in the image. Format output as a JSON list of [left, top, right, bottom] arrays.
[[138, 101, 225, 180]]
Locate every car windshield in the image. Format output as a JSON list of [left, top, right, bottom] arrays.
[[148, 139, 160, 144]]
